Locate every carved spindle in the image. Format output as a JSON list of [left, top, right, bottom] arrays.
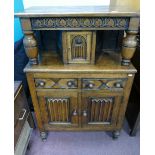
[[23, 32, 38, 65], [121, 31, 138, 66]]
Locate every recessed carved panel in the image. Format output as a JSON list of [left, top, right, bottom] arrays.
[[47, 98, 70, 123], [71, 35, 87, 60], [88, 97, 114, 124], [63, 31, 96, 64]]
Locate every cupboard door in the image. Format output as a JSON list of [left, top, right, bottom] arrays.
[[37, 91, 79, 128], [81, 92, 122, 129], [62, 31, 96, 64]]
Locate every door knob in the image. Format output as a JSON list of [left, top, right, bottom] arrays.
[[82, 110, 87, 116], [72, 109, 78, 116]]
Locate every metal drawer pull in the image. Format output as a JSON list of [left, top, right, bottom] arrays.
[[39, 81, 45, 86], [18, 109, 27, 120], [88, 83, 94, 88], [115, 83, 122, 88], [67, 81, 75, 87]]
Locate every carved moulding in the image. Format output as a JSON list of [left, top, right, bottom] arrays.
[[31, 17, 129, 30]]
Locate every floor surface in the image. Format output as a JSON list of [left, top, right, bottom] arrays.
[[26, 120, 139, 155]]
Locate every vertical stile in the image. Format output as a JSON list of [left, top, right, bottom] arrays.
[[54, 100, 58, 122], [99, 100, 103, 121], [91, 100, 95, 122], [61, 100, 64, 122], [107, 101, 112, 122], [48, 100, 53, 122], [66, 100, 69, 122], [102, 100, 106, 122], [58, 100, 60, 121], [64, 100, 67, 122]]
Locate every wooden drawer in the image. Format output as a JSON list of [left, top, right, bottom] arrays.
[[35, 78, 78, 89], [82, 78, 127, 91]]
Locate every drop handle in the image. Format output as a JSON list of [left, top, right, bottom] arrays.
[[82, 110, 87, 117]]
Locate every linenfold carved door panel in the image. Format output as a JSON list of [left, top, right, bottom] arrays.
[[37, 91, 79, 128], [81, 92, 122, 128]]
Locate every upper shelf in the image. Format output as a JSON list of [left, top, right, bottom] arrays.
[[24, 50, 137, 73], [15, 6, 139, 17]]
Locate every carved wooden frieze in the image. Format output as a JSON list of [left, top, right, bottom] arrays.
[[31, 17, 129, 30]]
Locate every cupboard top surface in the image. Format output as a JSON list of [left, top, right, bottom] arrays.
[[15, 6, 139, 18], [24, 51, 136, 73]]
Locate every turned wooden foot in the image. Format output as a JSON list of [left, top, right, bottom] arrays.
[[40, 131, 48, 141], [112, 130, 120, 139], [121, 30, 138, 66], [23, 32, 39, 65]]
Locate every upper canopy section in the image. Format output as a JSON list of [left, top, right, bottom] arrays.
[[15, 5, 140, 18]]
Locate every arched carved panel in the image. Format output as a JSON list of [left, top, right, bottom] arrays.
[[71, 35, 87, 60], [47, 98, 70, 123], [88, 97, 114, 123], [62, 31, 96, 64]]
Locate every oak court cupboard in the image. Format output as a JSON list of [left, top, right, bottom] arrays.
[[15, 5, 139, 141]]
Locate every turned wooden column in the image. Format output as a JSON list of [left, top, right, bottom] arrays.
[[20, 18, 39, 65], [23, 32, 38, 65], [121, 17, 139, 66], [121, 30, 138, 66]]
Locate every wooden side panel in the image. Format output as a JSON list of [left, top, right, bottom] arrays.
[[116, 74, 135, 129], [26, 73, 44, 131]]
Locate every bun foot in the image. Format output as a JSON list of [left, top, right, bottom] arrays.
[[40, 131, 48, 141], [112, 130, 120, 139]]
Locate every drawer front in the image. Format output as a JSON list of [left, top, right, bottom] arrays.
[[35, 78, 78, 89], [82, 78, 127, 91]]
